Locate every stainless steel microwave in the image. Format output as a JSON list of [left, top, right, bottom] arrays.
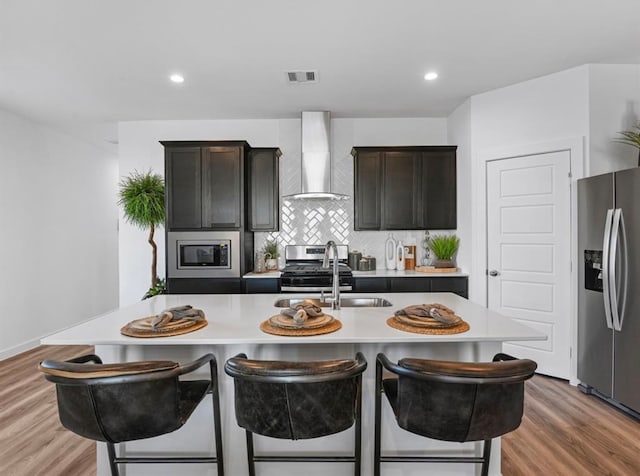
[[167, 231, 240, 278]]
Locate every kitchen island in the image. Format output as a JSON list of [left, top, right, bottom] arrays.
[[42, 292, 545, 476]]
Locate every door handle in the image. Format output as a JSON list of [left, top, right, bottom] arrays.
[[610, 208, 628, 331], [602, 209, 614, 330], [488, 270, 500, 277]]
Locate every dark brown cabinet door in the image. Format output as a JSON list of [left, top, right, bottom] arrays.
[[202, 146, 243, 229], [163, 141, 249, 231], [421, 149, 456, 229], [430, 277, 468, 298], [354, 151, 382, 230], [356, 276, 468, 297], [352, 146, 457, 230], [248, 148, 281, 231], [166, 147, 202, 229], [383, 151, 422, 229]]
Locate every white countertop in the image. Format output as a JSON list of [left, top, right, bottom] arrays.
[[41, 293, 544, 346], [243, 269, 468, 278], [243, 270, 282, 278]]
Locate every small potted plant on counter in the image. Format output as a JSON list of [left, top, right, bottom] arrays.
[[262, 239, 279, 270], [427, 234, 460, 269]]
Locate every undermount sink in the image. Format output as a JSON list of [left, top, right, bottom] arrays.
[[274, 297, 393, 308]]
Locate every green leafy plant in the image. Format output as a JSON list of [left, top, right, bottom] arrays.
[[262, 239, 279, 259], [118, 170, 165, 296], [142, 278, 166, 300], [428, 234, 460, 260], [615, 123, 640, 166]]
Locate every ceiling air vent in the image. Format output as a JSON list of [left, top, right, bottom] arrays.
[[286, 70, 318, 83]]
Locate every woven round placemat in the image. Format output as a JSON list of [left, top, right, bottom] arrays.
[[386, 317, 469, 335], [121, 317, 208, 338], [260, 316, 342, 336]]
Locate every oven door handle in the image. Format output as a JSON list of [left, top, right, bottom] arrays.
[[280, 285, 353, 293]]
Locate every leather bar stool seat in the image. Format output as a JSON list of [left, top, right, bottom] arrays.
[[374, 352, 537, 476], [224, 352, 367, 476], [39, 353, 224, 476]]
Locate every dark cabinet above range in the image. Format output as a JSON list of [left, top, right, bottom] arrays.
[[248, 147, 281, 232], [351, 146, 457, 230]]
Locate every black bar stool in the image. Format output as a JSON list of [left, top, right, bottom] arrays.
[[39, 353, 224, 476], [224, 352, 367, 476], [374, 352, 537, 476]]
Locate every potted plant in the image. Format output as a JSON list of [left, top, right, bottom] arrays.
[[615, 123, 640, 166], [262, 239, 279, 270], [118, 170, 166, 298], [427, 234, 460, 268]]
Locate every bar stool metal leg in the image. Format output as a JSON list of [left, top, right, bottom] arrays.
[[106, 442, 119, 476], [354, 373, 363, 476], [245, 430, 256, 476], [481, 439, 492, 476], [373, 357, 383, 476], [210, 359, 225, 476]]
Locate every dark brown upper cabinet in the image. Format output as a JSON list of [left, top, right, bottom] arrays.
[[248, 148, 281, 231], [351, 146, 457, 230], [163, 141, 250, 231], [421, 147, 457, 229], [353, 150, 382, 230]]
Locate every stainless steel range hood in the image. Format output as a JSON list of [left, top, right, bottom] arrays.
[[283, 111, 349, 200]]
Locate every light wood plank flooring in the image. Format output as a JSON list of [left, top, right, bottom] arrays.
[[1, 345, 639, 475], [0, 345, 95, 476], [502, 373, 640, 475]]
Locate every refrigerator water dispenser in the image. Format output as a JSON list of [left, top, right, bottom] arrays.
[[584, 250, 603, 292]]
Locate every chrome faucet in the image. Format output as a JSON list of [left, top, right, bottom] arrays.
[[322, 240, 341, 310]]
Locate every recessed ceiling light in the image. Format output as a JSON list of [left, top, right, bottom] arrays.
[[424, 72, 438, 81], [170, 74, 185, 83]]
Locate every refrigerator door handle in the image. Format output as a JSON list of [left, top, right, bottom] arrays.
[[610, 208, 628, 331], [602, 209, 614, 330]]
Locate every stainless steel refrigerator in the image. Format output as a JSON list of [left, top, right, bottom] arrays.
[[578, 167, 640, 416]]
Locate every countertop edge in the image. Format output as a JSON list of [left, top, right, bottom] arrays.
[[243, 270, 469, 278]]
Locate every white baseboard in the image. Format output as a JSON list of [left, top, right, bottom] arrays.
[[0, 338, 42, 361]]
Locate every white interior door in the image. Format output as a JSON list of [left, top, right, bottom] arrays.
[[486, 151, 571, 379]]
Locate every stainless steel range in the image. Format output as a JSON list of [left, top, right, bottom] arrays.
[[280, 244, 353, 292]]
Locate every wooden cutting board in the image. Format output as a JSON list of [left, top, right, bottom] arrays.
[[415, 265, 458, 273]]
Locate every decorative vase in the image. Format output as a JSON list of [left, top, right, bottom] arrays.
[[266, 258, 278, 271]]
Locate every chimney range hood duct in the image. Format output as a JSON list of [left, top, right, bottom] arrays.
[[283, 111, 349, 200]]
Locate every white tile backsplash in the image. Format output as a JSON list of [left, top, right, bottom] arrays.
[[255, 206, 432, 269]]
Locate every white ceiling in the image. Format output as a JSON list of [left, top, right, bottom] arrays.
[[2, 0, 640, 149]]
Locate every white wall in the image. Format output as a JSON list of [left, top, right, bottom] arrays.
[[470, 66, 590, 153], [447, 100, 472, 279], [118, 117, 449, 305], [588, 63, 640, 175], [0, 109, 119, 358]]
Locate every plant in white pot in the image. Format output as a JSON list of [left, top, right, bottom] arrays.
[[427, 234, 460, 269], [262, 239, 279, 270]]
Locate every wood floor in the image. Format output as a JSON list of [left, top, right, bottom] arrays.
[[0, 345, 95, 476], [1, 345, 639, 475], [502, 373, 640, 475]]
